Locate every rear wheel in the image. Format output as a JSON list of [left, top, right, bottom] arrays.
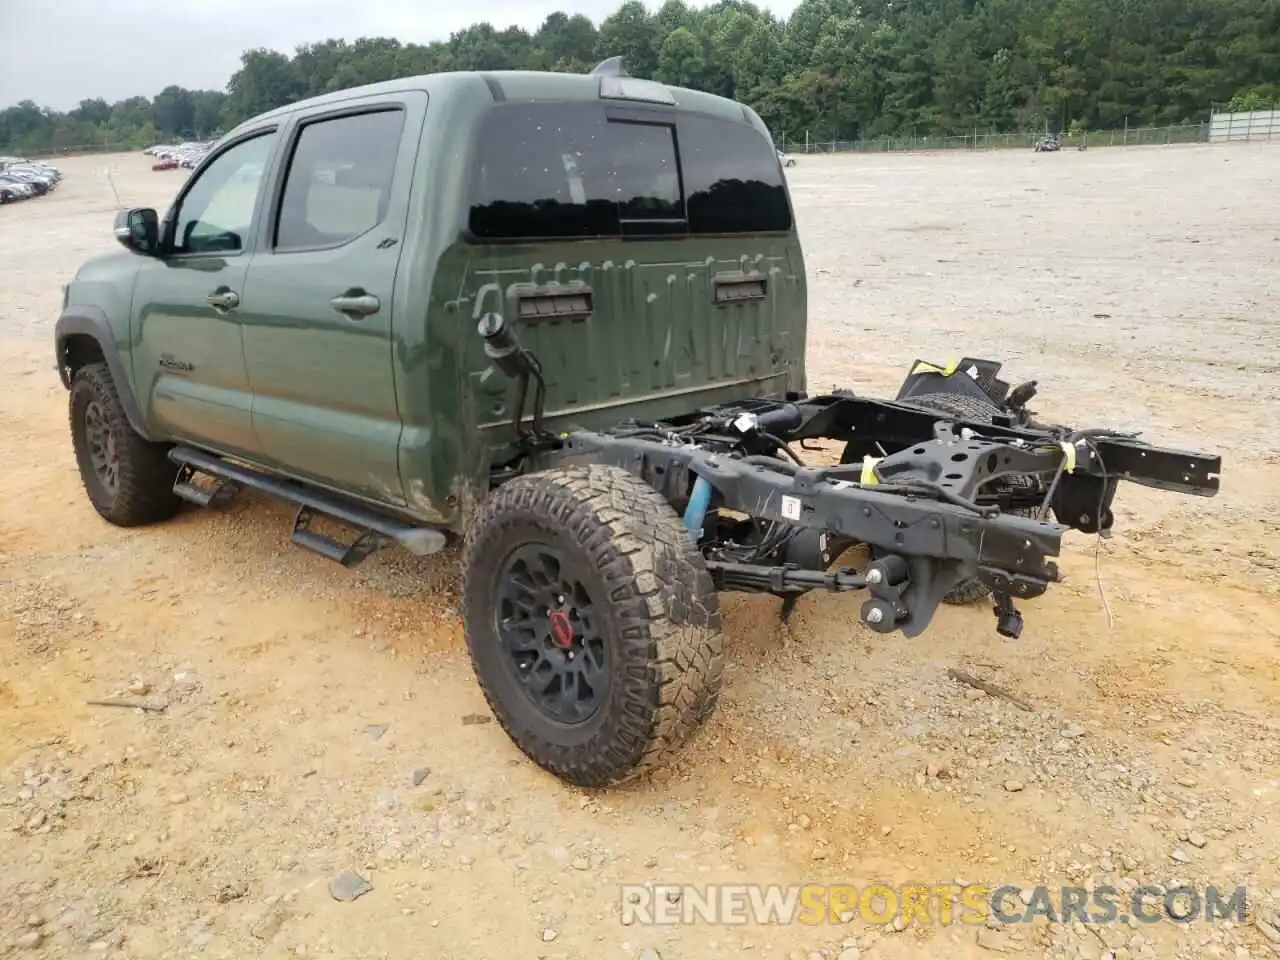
[[69, 362, 181, 526], [461, 464, 724, 787]]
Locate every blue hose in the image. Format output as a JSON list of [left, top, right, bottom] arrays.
[[683, 476, 712, 536]]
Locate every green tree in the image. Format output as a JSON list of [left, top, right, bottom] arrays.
[[5, 0, 1280, 155]]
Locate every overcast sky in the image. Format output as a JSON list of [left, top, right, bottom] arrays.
[[0, 0, 802, 111]]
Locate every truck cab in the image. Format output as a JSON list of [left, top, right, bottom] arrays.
[[57, 66, 806, 530]]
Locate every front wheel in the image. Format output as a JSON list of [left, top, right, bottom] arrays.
[[69, 362, 181, 526], [461, 464, 725, 788]]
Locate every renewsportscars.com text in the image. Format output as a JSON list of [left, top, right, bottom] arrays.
[[619, 882, 1247, 927]]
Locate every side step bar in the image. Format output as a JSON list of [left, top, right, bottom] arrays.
[[168, 445, 448, 567]]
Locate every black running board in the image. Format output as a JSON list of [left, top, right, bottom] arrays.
[[168, 446, 448, 566]]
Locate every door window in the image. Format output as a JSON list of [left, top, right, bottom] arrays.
[[171, 132, 274, 254], [274, 109, 406, 252]]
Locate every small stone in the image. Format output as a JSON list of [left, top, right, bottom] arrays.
[[1004, 780, 1025, 793], [838, 948, 861, 960], [328, 870, 373, 902], [461, 714, 492, 726], [128, 680, 152, 696], [25, 915, 43, 929], [1170, 848, 1191, 864], [412, 768, 430, 787], [89, 942, 109, 953], [1176, 775, 1198, 787], [571, 857, 590, 871], [1188, 833, 1207, 849], [891, 915, 905, 932], [796, 813, 813, 829], [169, 792, 189, 805], [251, 909, 287, 940], [639, 950, 663, 960], [542, 928, 557, 942], [13, 931, 43, 949], [1061, 723, 1086, 738], [365, 724, 389, 741]]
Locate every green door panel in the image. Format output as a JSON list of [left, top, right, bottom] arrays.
[[241, 244, 406, 503], [131, 257, 259, 458], [240, 94, 427, 506]]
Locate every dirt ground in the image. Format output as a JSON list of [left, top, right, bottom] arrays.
[[1, 144, 1277, 960]]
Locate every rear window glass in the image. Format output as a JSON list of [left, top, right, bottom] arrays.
[[677, 114, 792, 234], [467, 102, 790, 240]]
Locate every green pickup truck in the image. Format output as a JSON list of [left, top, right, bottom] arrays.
[[55, 60, 1221, 788]]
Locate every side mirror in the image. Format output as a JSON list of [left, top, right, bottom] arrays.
[[113, 207, 160, 255]]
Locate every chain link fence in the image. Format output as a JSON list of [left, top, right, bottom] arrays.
[[779, 123, 1209, 155], [13, 117, 1257, 163], [16, 142, 144, 160]]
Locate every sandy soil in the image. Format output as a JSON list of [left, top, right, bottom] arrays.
[[1, 145, 1277, 960]]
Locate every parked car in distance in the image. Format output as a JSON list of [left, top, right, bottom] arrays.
[[143, 142, 212, 170], [0, 158, 60, 203], [4, 171, 51, 194], [0, 175, 37, 201]]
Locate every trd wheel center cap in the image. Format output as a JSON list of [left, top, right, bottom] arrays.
[[549, 609, 574, 649]]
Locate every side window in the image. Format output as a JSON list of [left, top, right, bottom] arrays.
[[677, 115, 792, 234], [468, 104, 683, 240], [274, 109, 405, 252], [171, 132, 274, 255]]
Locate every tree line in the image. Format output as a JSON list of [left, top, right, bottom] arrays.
[[3, 0, 1278, 155]]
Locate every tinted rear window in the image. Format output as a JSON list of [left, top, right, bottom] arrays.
[[467, 102, 790, 240], [678, 114, 792, 234]]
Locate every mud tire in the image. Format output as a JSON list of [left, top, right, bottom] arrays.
[[461, 463, 725, 788], [69, 362, 181, 527]]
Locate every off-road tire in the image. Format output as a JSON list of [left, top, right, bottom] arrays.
[[461, 463, 725, 788], [69, 362, 181, 526], [907, 391, 1035, 604], [907, 391, 1004, 426]]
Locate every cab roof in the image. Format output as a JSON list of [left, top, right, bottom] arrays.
[[226, 69, 763, 139]]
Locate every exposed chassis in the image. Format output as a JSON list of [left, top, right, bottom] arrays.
[[507, 355, 1221, 642]]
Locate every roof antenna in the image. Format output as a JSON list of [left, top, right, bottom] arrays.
[[590, 56, 629, 77]]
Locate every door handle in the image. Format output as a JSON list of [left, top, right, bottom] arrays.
[[206, 288, 240, 310], [330, 291, 381, 318]]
